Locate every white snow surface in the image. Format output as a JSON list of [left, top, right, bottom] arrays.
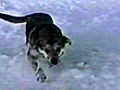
[[0, 0, 120, 90]]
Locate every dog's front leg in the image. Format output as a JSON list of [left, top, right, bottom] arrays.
[[27, 47, 47, 82]]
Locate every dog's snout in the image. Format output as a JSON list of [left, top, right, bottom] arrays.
[[50, 57, 59, 65]]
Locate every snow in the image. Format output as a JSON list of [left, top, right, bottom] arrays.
[[0, 0, 120, 90]]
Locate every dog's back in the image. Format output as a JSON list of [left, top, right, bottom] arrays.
[[0, 13, 54, 44], [26, 13, 53, 30]]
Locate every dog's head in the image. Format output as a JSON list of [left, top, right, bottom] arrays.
[[36, 35, 71, 66], [33, 24, 72, 66]]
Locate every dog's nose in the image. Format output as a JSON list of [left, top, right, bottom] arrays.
[[50, 57, 58, 65]]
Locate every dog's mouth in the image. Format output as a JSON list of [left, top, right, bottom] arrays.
[[47, 56, 60, 67]]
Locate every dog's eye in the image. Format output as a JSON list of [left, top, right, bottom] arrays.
[[56, 47, 61, 52], [45, 49, 49, 53]]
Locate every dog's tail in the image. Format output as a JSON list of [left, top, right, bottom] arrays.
[[0, 13, 28, 23]]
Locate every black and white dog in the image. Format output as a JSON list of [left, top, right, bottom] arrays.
[[0, 13, 72, 82]]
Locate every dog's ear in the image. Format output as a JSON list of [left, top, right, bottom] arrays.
[[62, 36, 72, 46]]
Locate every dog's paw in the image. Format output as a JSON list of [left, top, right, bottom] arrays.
[[35, 68, 47, 82], [36, 74, 47, 82]]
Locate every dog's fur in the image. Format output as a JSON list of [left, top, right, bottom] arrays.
[[0, 13, 71, 82]]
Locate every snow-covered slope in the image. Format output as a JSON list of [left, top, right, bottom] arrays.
[[0, 0, 120, 90]]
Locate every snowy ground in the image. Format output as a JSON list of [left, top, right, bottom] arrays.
[[0, 0, 120, 90]]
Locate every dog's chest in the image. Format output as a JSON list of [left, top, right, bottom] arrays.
[[30, 48, 39, 56], [28, 46, 44, 58]]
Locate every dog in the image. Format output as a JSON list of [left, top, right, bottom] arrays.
[[0, 13, 72, 82]]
